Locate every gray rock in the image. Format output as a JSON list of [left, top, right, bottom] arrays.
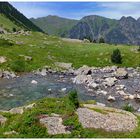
[[77, 105, 137, 132], [72, 75, 92, 84], [74, 65, 92, 75], [103, 77, 117, 87], [114, 68, 128, 79], [9, 107, 24, 114], [107, 95, 116, 101], [97, 90, 107, 95], [4, 130, 18, 135], [88, 82, 99, 90], [0, 56, 7, 64], [55, 62, 72, 70], [39, 114, 71, 135], [0, 115, 7, 125]]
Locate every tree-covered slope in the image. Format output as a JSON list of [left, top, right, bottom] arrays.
[[0, 2, 43, 32], [30, 15, 78, 36]]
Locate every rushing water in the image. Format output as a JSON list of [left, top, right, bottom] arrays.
[[0, 73, 96, 110], [0, 72, 140, 110]]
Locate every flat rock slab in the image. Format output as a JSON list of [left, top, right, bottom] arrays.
[[0, 115, 7, 125], [39, 114, 71, 135], [77, 104, 137, 132]]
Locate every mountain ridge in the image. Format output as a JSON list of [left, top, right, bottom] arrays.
[[0, 2, 43, 32], [31, 14, 140, 45]]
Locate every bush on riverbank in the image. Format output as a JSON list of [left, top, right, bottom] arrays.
[[10, 59, 25, 72], [68, 91, 79, 109]]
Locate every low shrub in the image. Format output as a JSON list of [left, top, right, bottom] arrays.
[[123, 103, 134, 112], [68, 91, 79, 109], [111, 48, 122, 64], [10, 59, 25, 72], [0, 38, 13, 47]]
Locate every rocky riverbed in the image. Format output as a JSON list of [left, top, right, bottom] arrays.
[[0, 65, 140, 112]]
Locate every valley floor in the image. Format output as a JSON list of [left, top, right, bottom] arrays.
[[0, 31, 140, 138]]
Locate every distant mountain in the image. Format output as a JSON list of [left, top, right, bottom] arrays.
[[69, 15, 140, 45], [69, 15, 118, 41], [31, 14, 140, 45], [0, 2, 43, 32], [30, 15, 78, 36]]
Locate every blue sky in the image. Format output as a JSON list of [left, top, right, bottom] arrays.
[[10, 2, 140, 19]]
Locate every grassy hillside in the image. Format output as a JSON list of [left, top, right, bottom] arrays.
[[0, 2, 43, 32], [0, 32, 139, 72], [30, 15, 78, 36], [0, 14, 21, 32], [1, 94, 140, 138]]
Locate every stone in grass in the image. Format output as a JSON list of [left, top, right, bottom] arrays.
[[77, 105, 138, 132], [39, 114, 71, 135], [4, 130, 18, 135], [0, 56, 7, 64], [9, 107, 24, 114], [0, 115, 7, 125]]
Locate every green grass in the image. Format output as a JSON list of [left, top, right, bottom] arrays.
[[0, 14, 21, 32], [0, 95, 140, 138], [0, 31, 140, 72]]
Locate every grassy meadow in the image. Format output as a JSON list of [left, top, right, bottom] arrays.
[[0, 31, 139, 72]]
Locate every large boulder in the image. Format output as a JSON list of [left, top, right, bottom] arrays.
[[3, 71, 16, 79], [72, 75, 92, 84], [114, 68, 128, 79], [77, 105, 138, 132], [39, 114, 71, 135], [103, 77, 117, 87], [74, 65, 92, 75]]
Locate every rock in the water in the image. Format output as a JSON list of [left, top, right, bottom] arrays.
[[39, 114, 71, 135], [97, 90, 107, 95], [108, 95, 116, 101], [134, 94, 140, 100], [88, 82, 99, 90], [129, 95, 135, 100], [74, 65, 92, 75], [114, 68, 128, 79], [61, 88, 66, 92], [0, 115, 7, 125], [0, 56, 7, 64], [103, 77, 117, 87], [72, 75, 92, 84], [116, 90, 127, 96], [2, 71, 16, 79], [31, 80, 38, 84], [115, 85, 125, 90]]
